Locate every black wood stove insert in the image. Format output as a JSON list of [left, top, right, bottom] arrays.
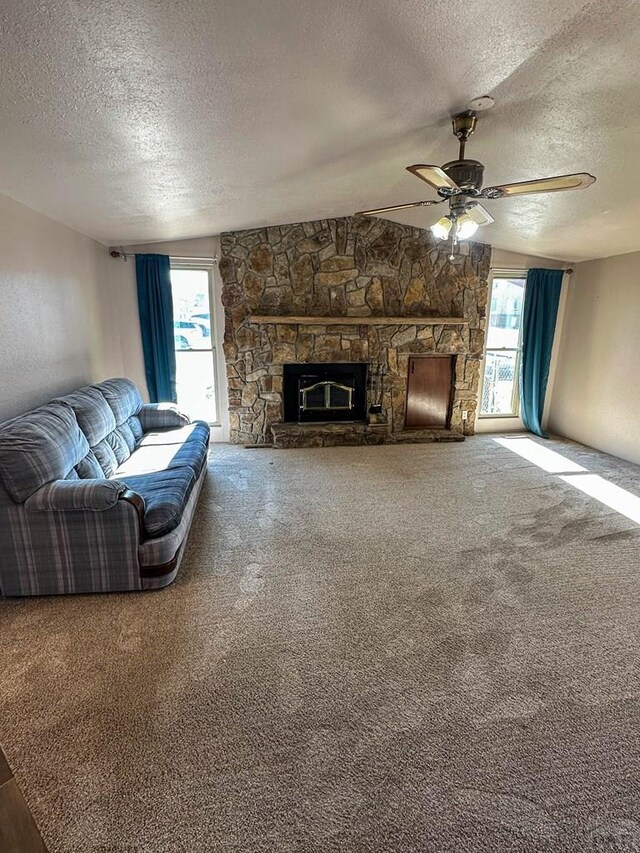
[[283, 363, 368, 423]]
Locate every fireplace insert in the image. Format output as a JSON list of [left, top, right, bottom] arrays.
[[283, 363, 368, 423]]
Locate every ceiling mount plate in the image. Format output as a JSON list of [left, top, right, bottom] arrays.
[[467, 95, 495, 112]]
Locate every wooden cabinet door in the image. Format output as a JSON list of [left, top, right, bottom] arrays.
[[405, 356, 454, 428]]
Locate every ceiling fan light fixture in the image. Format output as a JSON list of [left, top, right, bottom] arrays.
[[431, 215, 452, 240], [455, 212, 479, 240]]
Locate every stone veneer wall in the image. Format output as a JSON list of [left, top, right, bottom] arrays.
[[219, 216, 490, 445]]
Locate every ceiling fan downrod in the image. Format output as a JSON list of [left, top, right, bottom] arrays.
[[452, 111, 478, 161]]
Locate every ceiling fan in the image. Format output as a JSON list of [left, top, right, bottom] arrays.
[[356, 109, 596, 259]]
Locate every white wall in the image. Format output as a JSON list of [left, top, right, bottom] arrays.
[[0, 192, 115, 422], [547, 251, 640, 465], [116, 237, 230, 441], [0, 201, 229, 440], [475, 247, 570, 435], [94, 255, 147, 396]]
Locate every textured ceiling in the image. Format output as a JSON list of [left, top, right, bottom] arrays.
[[1, 0, 640, 260]]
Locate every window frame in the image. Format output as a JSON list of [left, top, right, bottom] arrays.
[[169, 260, 222, 427], [478, 270, 527, 419]]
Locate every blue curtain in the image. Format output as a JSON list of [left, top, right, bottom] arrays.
[[520, 268, 564, 438], [135, 254, 176, 403]]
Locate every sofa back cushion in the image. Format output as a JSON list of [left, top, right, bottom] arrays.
[[55, 386, 117, 446], [0, 404, 90, 502], [127, 416, 144, 443], [53, 379, 144, 477], [105, 430, 130, 465], [118, 421, 137, 453], [75, 449, 104, 479], [96, 379, 143, 426], [93, 439, 118, 477]]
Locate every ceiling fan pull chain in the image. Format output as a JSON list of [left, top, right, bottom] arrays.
[[449, 232, 456, 261]]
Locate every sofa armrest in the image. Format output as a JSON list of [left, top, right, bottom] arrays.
[[138, 403, 191, 431], [0, 486, 147, 596], [24, 479, 132, 512]]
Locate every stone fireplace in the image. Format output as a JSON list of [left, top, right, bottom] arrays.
[[219, 215, 490, 447]]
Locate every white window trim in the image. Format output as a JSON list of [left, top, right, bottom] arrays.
[[478, 269, 527, 420], [170, 260, 222, 427]]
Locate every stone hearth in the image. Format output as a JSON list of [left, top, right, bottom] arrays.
[[220, 216, 490, 446], [271, 422, 466, 449]]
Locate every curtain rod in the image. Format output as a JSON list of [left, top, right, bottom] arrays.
[[109, 248, 218, 263], [170, 255, 218, 263], [491, 267, 573, 275], [108, 251, 571, 274]]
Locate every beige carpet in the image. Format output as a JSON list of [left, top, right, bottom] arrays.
[[1, 436, 640, 852]]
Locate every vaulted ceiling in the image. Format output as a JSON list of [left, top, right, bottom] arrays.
[[1, 0, 639, 260]]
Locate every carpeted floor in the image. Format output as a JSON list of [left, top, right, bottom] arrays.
[[1, 435, 640, 852]]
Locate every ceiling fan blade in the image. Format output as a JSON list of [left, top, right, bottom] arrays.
[[483, 172, 596, 198], [356, 200, 439, 217], [406, 164, 459, 190], [467, 203, 494, 226]]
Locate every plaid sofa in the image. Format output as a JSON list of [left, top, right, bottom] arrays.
[[0, 379, 210, 596]]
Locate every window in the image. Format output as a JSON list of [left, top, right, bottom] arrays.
[[479, 274, 526, 417], [169, 264, 219, 424]]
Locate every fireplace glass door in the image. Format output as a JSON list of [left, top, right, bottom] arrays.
[[300, 381, 354, 413]]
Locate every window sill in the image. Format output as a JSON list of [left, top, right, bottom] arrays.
[[478, 413, 521, 420]]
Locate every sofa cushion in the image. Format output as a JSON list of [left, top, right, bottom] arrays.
[[118, 422, 136, 453], [136, 422, 210, 447], [55, 386, 116, 447], [0, 404, 90, 502], [139, 403, 190, 431], [116, 443, 205, 480], [119, 467, 196, 537], [106, 430, 131, 465], [93, 439, 118, 478], [115, 424, 209, 479], [75, 449, 104, 479], [127, 415, 144, 442], [96, 378, 143, 425]]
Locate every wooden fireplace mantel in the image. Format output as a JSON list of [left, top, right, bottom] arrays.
[[249, 315, 469, 327]]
